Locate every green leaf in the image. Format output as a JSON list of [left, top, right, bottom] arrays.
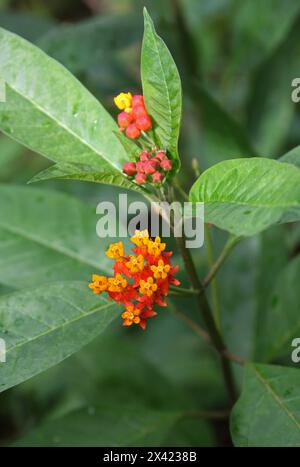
[[14, 405, 181, 447], [38, 14, 141, 74], [0, 184, 114, 290], [0, 282, 119, 393], [141, 8, 182, 172], [255, 255, 300, 361], [231, 363, 300, 447], [28, 162, 148, 195], [189, 158, 300, 236], [0, 27, 127, 172], [279, 145, 300, 168]]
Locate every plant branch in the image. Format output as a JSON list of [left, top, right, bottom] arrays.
[[174, 232, 237, 404], [203, 235, 242, 287], [205, 224, 221, 330]]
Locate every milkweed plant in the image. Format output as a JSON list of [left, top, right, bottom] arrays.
[[1, 7, 300, 448]]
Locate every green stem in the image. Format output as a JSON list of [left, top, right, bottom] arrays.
[[203, 235, 242, 288], [170, 285, 199, 295], [205, 224, 221, 331], [175, 233, 237, 405]]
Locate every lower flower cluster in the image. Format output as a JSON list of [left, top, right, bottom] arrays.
[[89, 230, 180, 329]]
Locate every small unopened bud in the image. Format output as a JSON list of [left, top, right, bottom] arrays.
[[135, 172, 147, 185], [118, 111, 133, 128], [132, 105, 148, 119], [155, 150, 167, 161], [123, 162, 136, 176], [126, 123, 141, 139], [139, 150, 150, 162], [160, 159, 172, 171], [152, 171, 164, 184], [132, 95, 144, 107], [136, 115, 152, 131]]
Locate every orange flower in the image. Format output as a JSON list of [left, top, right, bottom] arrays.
[[89, 275, 108, 294], [105, 241, 124, 260], [139, 277, 158, 297], [130, 229, 149, 247], [126, 254, 144, 273], [107, 273, 128, 293], [89, 230, 179, 330], [151, 259, 171, 280], [147, 237, 166, 257], [122, 305, 141, 326]]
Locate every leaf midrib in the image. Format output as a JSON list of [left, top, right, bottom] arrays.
[[4, 297, 116, 356], [253, 365, 300, 431], [0, 220, 107, 272], [6, 81, 121, 172]]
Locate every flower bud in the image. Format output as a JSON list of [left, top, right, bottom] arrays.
[[160, 159, 173, 171], [152, 171, 164, 184], [136, 161, 147, 173], [132, 105, 148, 119], [143, 161, 157, 175], [139, 150, 150, 162], [126, 123, 141, 139], [118, 111, 133, 128], [136, 115, 152, 131], [132, 95, 144, 107], [123, 162, 136, 176], [155, 150, 167, 161], [135, 172, 147, 185]]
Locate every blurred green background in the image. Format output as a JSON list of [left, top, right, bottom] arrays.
[[1, 0, 300, 447]]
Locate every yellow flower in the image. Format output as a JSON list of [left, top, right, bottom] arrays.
[[89, 275, 108, 294], [107, 274, 128, 293], [122, 305, 141, 326], [139, 277, 158, 297], [147, 237, 166, 257], [150, 260, 170, 280], [105, 241, 124, 260], [114, 92, 132, 110], [130, 229, 149, 247], [126, 254, 144, 273]]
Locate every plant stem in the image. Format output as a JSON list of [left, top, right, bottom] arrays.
[[174, 233, 237, 405], [205, 224, 221, 331], [169, 285, 199, 295], [169, 298, 245, 366], [203, 235, 242, 288]]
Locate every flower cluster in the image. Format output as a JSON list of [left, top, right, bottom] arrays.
[[89, 230, 180, 329], [114, 92, 152, 139], [123, 149, 173, 185]]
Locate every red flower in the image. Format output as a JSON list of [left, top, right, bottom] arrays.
[[89, 230, 180, 330]]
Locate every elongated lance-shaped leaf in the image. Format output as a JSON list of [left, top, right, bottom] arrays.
[[231, 363, 300, 447], [28, 162, 149, 195], [0, 282, 119, 393], [189, 157, 300, 236], [0, 184, 117, 290], [141, 8, 182, 173], [0, 27, 127, 172]]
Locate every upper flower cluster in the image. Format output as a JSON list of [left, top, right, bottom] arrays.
[[114, 92, 152, 139], [89, 230, 180, 329], [123, 149, 173, 185]]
